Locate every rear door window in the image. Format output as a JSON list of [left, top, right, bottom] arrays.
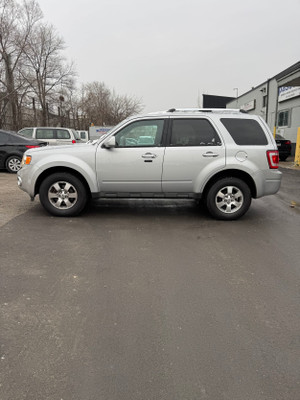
[[221, 118, 268, 145], [36, 129, 54, 140], [170, 119, 221, 146]]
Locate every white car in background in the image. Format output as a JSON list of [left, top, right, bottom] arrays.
[[18, 127, 82, 145]]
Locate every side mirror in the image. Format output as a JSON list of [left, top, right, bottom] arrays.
[[102, 136, 116, 149]]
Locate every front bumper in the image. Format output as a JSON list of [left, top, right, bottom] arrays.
[[17, 164, 39, 199]]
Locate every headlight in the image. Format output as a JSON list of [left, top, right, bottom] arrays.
[[21, 154, 32, 166]]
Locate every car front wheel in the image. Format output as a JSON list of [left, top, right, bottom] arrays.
[[6, 155, 22, 173], [206, 177, 251, 220], [39, 173, 88, 217]]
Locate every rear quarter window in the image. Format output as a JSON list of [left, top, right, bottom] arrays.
[[72, 129, 80, 140], [19, 128, 33, 138], [221, 118, 268, 145]]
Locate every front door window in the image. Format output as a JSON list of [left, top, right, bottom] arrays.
[[114, 119, 164, 147]]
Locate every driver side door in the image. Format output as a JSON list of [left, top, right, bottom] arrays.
[[96, 119, 166, 194]]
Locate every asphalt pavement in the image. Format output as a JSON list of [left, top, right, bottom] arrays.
[[0, 166, 300, 400]]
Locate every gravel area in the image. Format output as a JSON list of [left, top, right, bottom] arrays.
[[0, 172, 36, 227]]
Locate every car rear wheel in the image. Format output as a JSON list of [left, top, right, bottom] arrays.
[[206, 177, 251, 220], [6, 155, 22, 173], [39, 173, 88, 217]]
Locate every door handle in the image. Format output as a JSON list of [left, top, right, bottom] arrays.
[[202, 152, 219, 158], [142, 152, 157, 159]]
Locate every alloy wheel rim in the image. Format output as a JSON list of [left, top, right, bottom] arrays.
[[8, 158, 21, 172], [48, 181, 78, 210], [215, 185, 244, 214]]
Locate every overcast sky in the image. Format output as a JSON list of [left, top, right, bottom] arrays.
[[37, 0, 300, 113]]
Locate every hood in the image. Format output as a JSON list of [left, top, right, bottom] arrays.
[[25, 142, 93, 154]]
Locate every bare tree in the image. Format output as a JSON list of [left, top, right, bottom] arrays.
[[0, 0, 42, 130], [22, 22, 76, 125], [108, 90, 143, 125], [79, 81, 143, 127], [0, 0, 142, 131], [80, 82, 111, 125]]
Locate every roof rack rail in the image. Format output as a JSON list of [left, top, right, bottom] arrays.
[[167, 108, 211, 113], [166, 108, 243, 113]]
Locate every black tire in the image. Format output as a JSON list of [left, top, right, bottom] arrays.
[[206, 177, 252, 220], [6, 155, 22, 173], [39, 172, 88, 217]]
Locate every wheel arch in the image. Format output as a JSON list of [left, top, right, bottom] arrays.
[[34, 167, 92, 198], [202, 169, 257, 200]]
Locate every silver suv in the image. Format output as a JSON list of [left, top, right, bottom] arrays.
[[17, 109, 282, 220], [18, 127, 82, 145]]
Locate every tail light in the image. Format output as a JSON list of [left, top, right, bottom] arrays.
[[267, 150, 279, 169], [72, 140, 76, 144], [25, 145, 40, 148], [285, 140, 291, 145]]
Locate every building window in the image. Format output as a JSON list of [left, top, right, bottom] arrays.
[[263, 95, 268, 108], [277, 110, 289, 127]]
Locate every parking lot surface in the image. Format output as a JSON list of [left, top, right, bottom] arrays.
[[0, 167, 300, 400]]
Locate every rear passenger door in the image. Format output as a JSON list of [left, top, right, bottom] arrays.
[[36, 128, 56, 145], [162, 118, 225, 193]]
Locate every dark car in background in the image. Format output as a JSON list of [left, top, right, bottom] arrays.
[[275, 134, 292, 161], [0, 130, 47, 173]]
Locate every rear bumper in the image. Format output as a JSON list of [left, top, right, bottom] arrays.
[[255, 169, 282, 198], [264, 177, 282, 196]]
